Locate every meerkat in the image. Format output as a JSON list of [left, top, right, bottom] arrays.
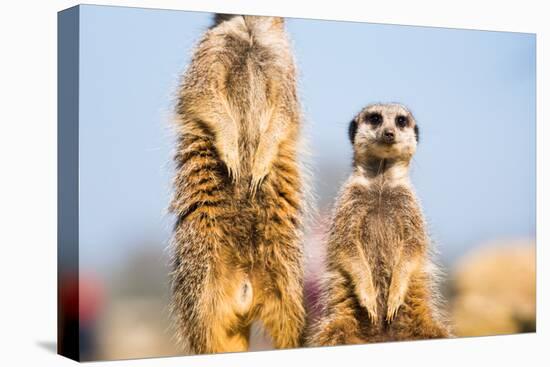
[[169, 15, 306, 354], [308, 103, 450, 346]]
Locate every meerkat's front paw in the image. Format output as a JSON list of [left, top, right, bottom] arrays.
[[250, 160, 270, 194], [221, 150, 241, 181], [386, 289, 406, 322], [215, 132, 241, 182], [356, 287, 378, 322]]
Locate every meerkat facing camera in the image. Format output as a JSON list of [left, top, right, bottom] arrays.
[[308, 103, 450, 346], [170, 15, 307, 354]]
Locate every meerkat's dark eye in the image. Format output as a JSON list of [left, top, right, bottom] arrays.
[[367, 113, 382, 125], [396, 115, 408, 128]]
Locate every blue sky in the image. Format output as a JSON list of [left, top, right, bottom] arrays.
[[77, 5, 535, 267]]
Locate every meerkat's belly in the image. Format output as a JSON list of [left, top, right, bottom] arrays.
[[218, 191, 294, 314], [361, 187, 415, 297]]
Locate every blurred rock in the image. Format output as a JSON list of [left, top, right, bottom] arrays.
[[451, 240, 535, 337], [95, 246, 181, 360], [98, 298, 180, 360]]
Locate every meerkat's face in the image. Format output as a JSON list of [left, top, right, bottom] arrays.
[[349, 103, 419, 161]]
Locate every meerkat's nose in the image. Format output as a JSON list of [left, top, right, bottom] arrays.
[[383, 128, 395, 143]]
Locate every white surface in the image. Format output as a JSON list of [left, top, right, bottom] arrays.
[[0, 0, 547, 366]]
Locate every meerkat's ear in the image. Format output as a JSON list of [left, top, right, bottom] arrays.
[[212, 14, 238, 26], [348, 118, 358, 145], [414, 124, 420, 143]]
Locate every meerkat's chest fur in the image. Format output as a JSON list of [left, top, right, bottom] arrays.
[[353, 176, 421, 235], [347, 176, 426, 297], [360, 181, 421, 249]]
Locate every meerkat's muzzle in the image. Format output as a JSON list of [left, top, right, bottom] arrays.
[[382, 128, 396, 144]]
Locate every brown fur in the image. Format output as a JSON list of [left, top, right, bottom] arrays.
[[308, 104, 450, 346], [169, 15, 306, 354]]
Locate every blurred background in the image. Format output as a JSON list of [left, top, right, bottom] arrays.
[[71, 5, 535, 361]]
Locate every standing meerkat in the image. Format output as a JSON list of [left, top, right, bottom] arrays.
[[308, 103, 450, 346], [169, 15, 306, 354]]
